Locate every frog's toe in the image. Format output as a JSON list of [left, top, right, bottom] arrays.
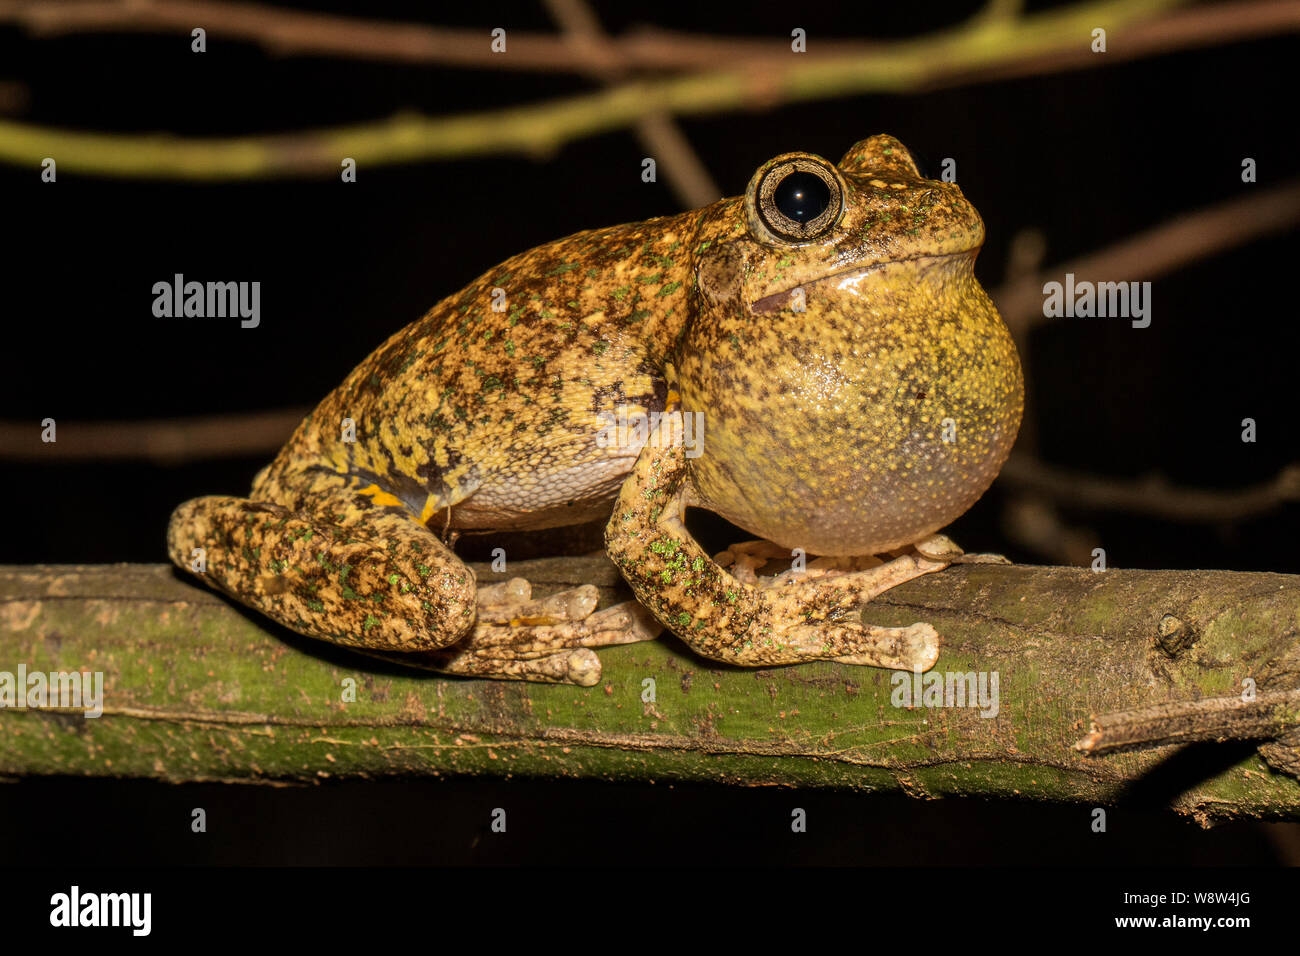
[[911, 535, 1010, 564], [574, 601, 662, 647], [913, 533, 964, 561], [949, 551, 1013, 565], [797, 551, 950, 613], [811, 621, 939, 672], [475, 580, 601, 625], [564, 649, 603, 686]]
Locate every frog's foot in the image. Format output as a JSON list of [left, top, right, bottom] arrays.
[[378, 578, 661, 686], [767, 549, 950, 606], [716, 533, 957, 606]]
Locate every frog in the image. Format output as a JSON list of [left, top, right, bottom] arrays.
[[167, 134, 1023, 686]]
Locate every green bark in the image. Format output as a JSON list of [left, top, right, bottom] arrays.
[[1, 559, 1297, 824]]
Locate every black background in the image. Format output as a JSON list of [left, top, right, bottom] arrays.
[[1, 0, 1298, 867]]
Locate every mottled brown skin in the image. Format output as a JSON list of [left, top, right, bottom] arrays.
[[168, 134, 1023, 685]]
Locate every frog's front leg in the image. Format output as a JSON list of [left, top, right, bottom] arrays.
[[604, 415, 943, 672]]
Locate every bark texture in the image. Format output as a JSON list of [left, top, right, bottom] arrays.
[[1, 559, 1298, 824]]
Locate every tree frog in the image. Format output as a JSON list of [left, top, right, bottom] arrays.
[[168, 134, 1023, 685]]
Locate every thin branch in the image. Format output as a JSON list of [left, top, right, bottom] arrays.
[[1078, 689, 1300, 755], [5, 0, 1296, 76], [1000, 455, 1300, 522], [992, 180, 1300, 339], [0, 408, 310, 463], [542, 0, 720, 208], [0, 0, 1199, 72], [8, 0, 1297, 177]]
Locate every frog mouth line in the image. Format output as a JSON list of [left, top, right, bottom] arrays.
[[750, 250, 976, 314]]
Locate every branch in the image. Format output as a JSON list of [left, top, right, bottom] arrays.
[[0, 0, 1208, 72], [541, 0, 720, 209], [2, 558, 1298, 824], [993, 180, 1300, 339], [999, 455, 1300, 522], [9, 0, 1299, 177], [5, 0, 1295, 74], [0, 407, 311, 462], [1078, 688, 1300, 754]]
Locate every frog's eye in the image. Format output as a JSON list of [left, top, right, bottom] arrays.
[[751, 156, 843, 244]]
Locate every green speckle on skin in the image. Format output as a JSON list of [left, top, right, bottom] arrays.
[[340, 565, 361, 601], [593, 341, 609, 355], [675, 612, 691, 628], [658, 281, 681, 297], [547, 262, 580, 275], [306, 599, 325, 613], [505, 340, 516, 356], [362, 615, 379, 633]]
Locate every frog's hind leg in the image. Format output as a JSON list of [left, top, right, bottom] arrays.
[[167, 481, 478, 653], [168, 469, 659, 684]]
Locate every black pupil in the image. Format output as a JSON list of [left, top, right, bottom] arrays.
[[772, 170, 830, 223]]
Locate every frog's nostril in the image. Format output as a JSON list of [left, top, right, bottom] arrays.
[[773, 171, 831, 223]]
